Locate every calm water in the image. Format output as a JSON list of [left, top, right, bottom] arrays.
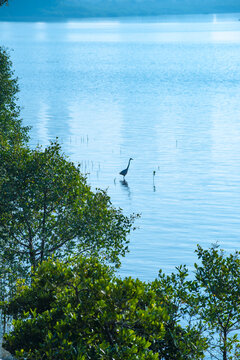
[[1, 14, 240, 280]]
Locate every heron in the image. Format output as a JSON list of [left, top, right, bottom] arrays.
[[119, 158, 133, 179]]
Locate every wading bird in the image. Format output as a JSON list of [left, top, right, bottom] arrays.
[[119, 158, 133, 179]]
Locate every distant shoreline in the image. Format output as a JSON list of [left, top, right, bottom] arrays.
[[0, 11, 240, 22]]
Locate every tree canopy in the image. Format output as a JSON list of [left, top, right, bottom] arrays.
[[0, 141, 136, 281], [3, 255, 207, 360], [0, 0, 8, 7], [0, 47, 29, 146], [5, 246, 240, 359], [151, 265, 207, 360], [193, 245, 240, 360]]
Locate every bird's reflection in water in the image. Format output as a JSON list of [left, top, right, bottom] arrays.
[[153, 171, 156, 192], [120, 179, 131, 199]]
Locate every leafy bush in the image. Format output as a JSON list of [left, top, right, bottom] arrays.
[[0, 141, 137, 306], [4, 256, 166, 359], [0, 47, 29, 146]]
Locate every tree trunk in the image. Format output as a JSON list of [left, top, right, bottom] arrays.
[[223, 329, 227, 360]]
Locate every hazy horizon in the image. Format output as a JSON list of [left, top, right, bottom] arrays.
[[0, 0, 240, 21]]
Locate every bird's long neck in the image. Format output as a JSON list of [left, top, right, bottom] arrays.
[[127, 159, 131, 170]]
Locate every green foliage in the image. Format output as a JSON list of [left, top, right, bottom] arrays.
[[152, 266, 208, 360], [0, 141, 136, 288], [193, 245, 240, 360], [3, 255, 211, 360], [0, 47, 29, 146], [4, 256, 166, 359], [0, 46, 30, 303], [0, 0, 8, 7]]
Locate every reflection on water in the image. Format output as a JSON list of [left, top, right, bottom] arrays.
[[120, 179, 131, 199], [1, 14, 240, 281], [153, 172, 156, 192]]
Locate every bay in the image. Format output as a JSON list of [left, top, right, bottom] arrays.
[[1, 13, 240, 280]]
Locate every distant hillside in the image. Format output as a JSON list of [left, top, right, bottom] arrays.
[[0, 0, 240, 20]]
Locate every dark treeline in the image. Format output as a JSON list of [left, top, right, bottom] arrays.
[[0, 0, 240, 20]]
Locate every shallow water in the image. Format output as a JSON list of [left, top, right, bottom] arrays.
[[1, 13, 240, 280]]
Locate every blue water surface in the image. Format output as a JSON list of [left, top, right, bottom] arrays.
[[1, 13, 240, 280]]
